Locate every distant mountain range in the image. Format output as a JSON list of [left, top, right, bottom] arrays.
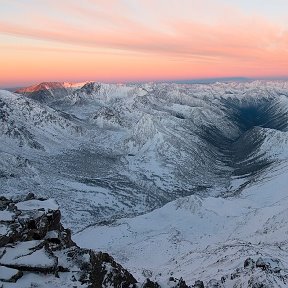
[[1, 80, 288, 287]]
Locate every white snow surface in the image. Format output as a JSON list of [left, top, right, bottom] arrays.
[[2, 81, 288, 232], [0, 266, 19, 281], [75, 164, 288, 285], [0, 210, 14, 221], [16, 199, 59, 212], [0, 246, 55, 268]]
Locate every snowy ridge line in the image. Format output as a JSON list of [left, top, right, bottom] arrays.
[[15, 81, 88, 94], [1, 81, 288, 230]]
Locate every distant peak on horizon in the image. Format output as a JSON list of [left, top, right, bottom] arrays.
[[11, 77, 288, 94], [15, 81, 88, 94], [173, 77, 251, 84]]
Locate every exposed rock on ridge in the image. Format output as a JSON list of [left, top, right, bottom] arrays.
[[0, 193, 137, 287]]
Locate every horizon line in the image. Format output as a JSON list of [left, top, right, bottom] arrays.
[[3, 76, 288, 90]]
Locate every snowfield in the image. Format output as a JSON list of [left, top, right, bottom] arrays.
[[74, 163, 288, 286]]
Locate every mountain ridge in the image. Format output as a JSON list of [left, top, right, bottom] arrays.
[[15, 81, 88, 94], [1, 81, 288, 229], [1, 81, 288, 286]]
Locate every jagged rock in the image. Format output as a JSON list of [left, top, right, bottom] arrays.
[[206, 279, 222, 287], [248, 280, 269, 288], [255, 257, 282, 274], [80, 82, 101, 95], [171, 277, 190, 288], [0, 235, 9, 247], [0, 196, 11, 210], [25, 192, 36, 201], [142, 278, 161, 288], [168, 277, 190, 288], [1, 194, 193, 287], [244, 257, 255, 269], [208, 256, 288, 288], [23, 209, 62, 241], [231, 270, 242, 280], [256, 257, 270, 270], [194, 280, 205, 288], [89, 251, 137, 288], [143, 269, 153, 278], [0, 194, 138, 287], [90, 107, 123, 127]]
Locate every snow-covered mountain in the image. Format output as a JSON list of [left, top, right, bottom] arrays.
[[1, 80, 288, 287], [15, 81, 87, 103]]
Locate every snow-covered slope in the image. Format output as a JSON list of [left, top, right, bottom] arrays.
[[75, 163, 288, 287], [0, 89, 82, 151], [2, 81, 288, 231]]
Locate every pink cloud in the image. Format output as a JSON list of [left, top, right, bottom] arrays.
[[1, 0, 288, 84]]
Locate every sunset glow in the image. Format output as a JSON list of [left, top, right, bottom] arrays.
[[1, 0, 288, 87]]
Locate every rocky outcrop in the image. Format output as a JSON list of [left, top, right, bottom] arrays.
[[207, 257, 288, 288], [193, 280, 205, 288], [89, 107, 123, 128], [89, 251, 137, 287], [140, 277, 190, 288], [0, 193, 137, 287], [79, 82, 101, 95], [142, 278, 161, 288]]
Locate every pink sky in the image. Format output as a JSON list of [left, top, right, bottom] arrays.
[[1, 0, 288, 87]]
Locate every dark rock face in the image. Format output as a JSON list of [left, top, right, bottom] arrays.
[[170, 277, 190, 288], [80, 82, 101, 95], [142, 277, 190, 288], [0, 195, 72, 247], [255, 257, 270, 270], [194, 280, 205, 288], [206, 279, 222, 288], [0, 196, 11, 210], [142, 278, 161, 288], [0, 194, 137, 287], [244, 257, 255, 269], [89, 252, 137, 288], [209, 257, 288, 288]]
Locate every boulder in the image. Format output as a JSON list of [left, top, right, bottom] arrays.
[[194, 280, 205, 288], [0, 196, 11, 210], [256, 257, 270, 270], [142, 278, 161, 288], [244, 257, 255, 269]]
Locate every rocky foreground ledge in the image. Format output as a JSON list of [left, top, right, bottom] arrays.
[[0, 194, 189, 287], [1, 194, 287, 288]]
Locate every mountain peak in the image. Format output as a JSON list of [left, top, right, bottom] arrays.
[[15, 81, 87, 94]]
